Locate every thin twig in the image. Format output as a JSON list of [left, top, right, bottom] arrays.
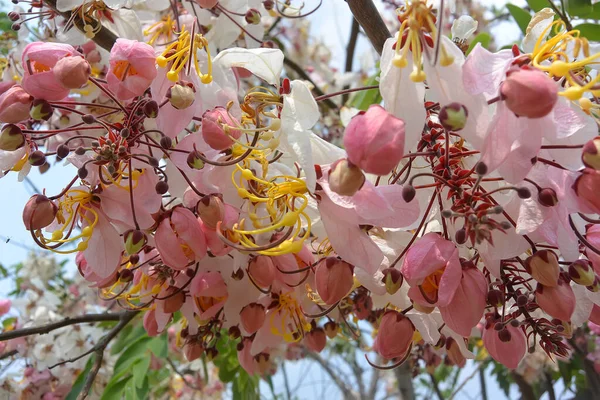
[[429, 373, 446, 400], [0, 312, 129, 342], [166, 357, 204, 391], [0, 349, 18, 361], [449, 360, 489, 400], [342, 18, 360, 104]]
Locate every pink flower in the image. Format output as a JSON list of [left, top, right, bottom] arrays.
[[483, 318, 527, 369], [144, 309, 160, 336], [586, 224, 600, 273], [202, 107, 242, 150], [500, 68, 558, 118], [0, 299, 11, 316], [0, 85, 32, 123], [183, 341, 204, 362], [401, 233, 462, 307], [314, 257, 354, 305], [190, 271, 228, 320], [248, 256, 276, 288], [240, 303, 266, 334], [107, 39, 157, 100], [343, 105, 406, 175], [373, 310, 414, 360], [439, 266, 487, 336], [238, 338, 258, 375], [155, 207, 207, 270], [304, 328, 326, 352], [21, 42, 76, 100], [535, 277, 576, 322]]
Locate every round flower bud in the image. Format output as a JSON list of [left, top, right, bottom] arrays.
[[124, 229, 147, 255], [538, 188, 558, 207], [196, 194, 225, 230], [574, 169, 600, 213], [245, 8, 261, 25], [143, 100, 159, 118], [328, 159, 365, 197], [304, 328, 327, 353], [0, 85, 32, 123], [315, 257, 354, 305], [167, 83, 196, 110], [53, 56, 91, 89], [160, 136, 172, 149], [29, 99, 53, 121], [22, 194, 57, 230], [263, 0, 274, 10], [186, 150, 205, 170], [0, 124, 25, 151], [525, 250, 560, 287], [500, 68, 558, 118], [402, 185, 416, 203], [517, 187, 531, 199], [455, 227, 467, 244], [324, 321, 339, 338], [201, 107, 241, 150], [56, 144, 70, 160], [184, 341, 204, 362], [248, 256, 275, 287], [568, 260, 596, 286], [381, 268, 403, 295], [343, 105, 406, 175], [439, 103, 468, 131], [28, 150, 46, 166], [155, 180, 169, 194], [373, 311, 414, 360], [583, 137, 600, 170], [240, 303, 266, 334]]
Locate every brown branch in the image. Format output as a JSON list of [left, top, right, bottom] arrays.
[[0, 312, 129, 342], [342, 18, 360, 104], [166, 357, 204, 391], [43, 0, 118, 52], [77, 311, 138, 400], [304, 350, 357, 400], [345, 0, 391, 55], [0, 350, 18, 361], [429, 373, 446, 400]]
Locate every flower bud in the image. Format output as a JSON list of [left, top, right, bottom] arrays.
[[144, 100, 159, 118], [119, 269, 134, 282], [53, 56, 91, 89], [197, 194, 225, 229], [0, 124, 25, 151], [445, 337, 466, 367], [205, 347, 218, 361], [328, 158, 365, 196], [517, 187, 531, 199], [498, 328, 512, 342], [240, 303, 266, 334], [248, 256, 275, 287], [198, 0, 218, 8], [124, 230, 147, 255], [160, 286, 185, 313], [245, 8, 261, 25], [315, 257, 354, 305], [583, 137, 600, 170], [186, 150, 205, 170], [569, 260, 596, 286], [487, 289, 504, 307], [538, 188, 558, 207], [373, 311, 414, 360], [439, 103, 468, 131], [475, 161, 488, 176], [160, 136, 172, 149], [28, 150, 46, 167], [155, 181, 169, 194], [324, 321, 339, 338], [535, 278, 575, 321], [455, 227, 467, 244], [167, 83, 196, 110], [574, 169, 600, 213], [0, 85, 32, 123], [143, 309, 159, 336], [381, 268, 403, 295], [30, 99, 53, 121], [183, 341, 204, 362], [500, 69, 558, 118], [343, 105, 406, 175], [263, 0, 274, 10], [56, 144, 70, 160], [525, 250, 560, 287], [587, 276, 600, 293], [22, 194, 57, 230], [304, 328, 326, 352], [202, 107, 242, 150]]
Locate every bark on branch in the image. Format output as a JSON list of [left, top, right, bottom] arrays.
[[345, 0, 391, 55]]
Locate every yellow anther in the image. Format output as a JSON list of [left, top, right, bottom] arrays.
[[52, 231, 63, 241], [166, 71, 178, 82], [549, 60, 571, 77], [280, 212, 298, 227], [77, 241, 88, 251], [410, 70, 427, 82], [200, 75, 213, 84], [81, 226, 93, 237], [241, 169, 255, 180], [392, 56, 408, 68], [579, 97, 593, 112], [156, 56, 168, 68], [562, 85, 584, 100]]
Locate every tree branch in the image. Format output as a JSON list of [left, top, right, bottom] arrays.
[[0, 349, 18, 361], [393, 363, 415, 400], [429, 372, 446, 400], [77, 311, 138, 400], [0, 312, 130, 342], [342, 18, 360, 104], [345, 0, 391, 55], [449, 360, 488, 400], [304, 350, 357, 400]]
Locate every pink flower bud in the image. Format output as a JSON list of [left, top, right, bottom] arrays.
[[569, 260, 596, 286], [167, 83, 196, 110], [324, 321, 338, 338], [196, 194, 225, 230], [124, 229, 147, 255], [53, 56, 90, 89], [201, 107, 241, 150], [582, 137, 600, 170], [536, 277, 575, 322], [22, 194, 57, 230], [159, 286, 185, 314], [304, 328, 326, 352], [143, 309, 160, 336], [0, 85, 32, 123], [198, 0, 218, 8], [245, 8, 261, 25], [574, 169, 600, 213], [184, 341, 204, 362], [107, 39, 157, 100], [0, 124, 25, 151], [343, 104, 406, 175], [328, 158, 365, 196], [500, 68, 558, 118], [382, 268, 404, 295], [373, 310, 414, 360], [483, 318, 526, 369], [315, 257, 354, 305], [524, 250, 560, 287], [445, 337, 466, 367], [439, 102, 468, 131], [240, 303, 266, 334], [0, 299, 11, 316], [248, 256, 276, 288]]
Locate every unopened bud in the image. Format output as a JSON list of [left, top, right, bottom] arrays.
[[81, 114, 95, 124], [143, 100, 159, 118], [119, 269, 134, 282], [516, 294, 528, 307], [8, 11, 19, 21], [501, 68, 558, 118], [439, 102, 468, 131], [538, 188, 558, 207], [56, 144, 70, 160], [22, 194, 57, 230], [124, 230, 147, 255], [120, 128, 130, 139], [155, 181, 169, 195], [245, 8, 261, 24], [205, 347, 218, 361], [160, 136, 172, 149], [324, 321, 339, 339], [53, 56, 91, 89], [487, 289, 504, 307], [187, 150, 205, 170], [0, 124, 25, 151], [525, 250, 560, 287], [498, 328, 512, 342], [77, 166, 89, 179], [167, 83, 196, 110], [455, 227, 467, 244], [441, 209, 453, 218], [381, 268, 403, 295], [475, 162, 488, 176], [197, 194, 225, 229], [568, 260, 595, 286], [263, 0, 274, 10], [587, 276, 600, 293], [30, 99, 53, 121], [328, 158, 365, 196], [517, 187, 531, 199], [402, 185, 416, 203], [228, 325, 241, 339], [28, 150, 46, 166]]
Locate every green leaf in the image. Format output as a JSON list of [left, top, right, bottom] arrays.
[[348, 73, 381, 111], [113, 335, 151, 377], [567, 0, 593, 17], [2, 317, 16, 328], [64, 356, 95, 400], [466, 32, 492, 55], [526, 0, 550, 12], [232, 369, 260, 400], [132, 354, 151, 388], [100, 376, 132, 400], [506, 4, 532, 35], [574, 23, 600, 41], [148, 334, 168, 358], [135, 376, 150, 400], [218, 364, 239, 383]]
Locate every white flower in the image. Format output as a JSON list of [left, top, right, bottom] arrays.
[[451, 15, 478, 42]]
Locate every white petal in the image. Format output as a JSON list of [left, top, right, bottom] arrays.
[[213, 47, 284, 86], [572, 282, 593, 327], [451, 15, 478, 41], [522, 8, 555, 53]]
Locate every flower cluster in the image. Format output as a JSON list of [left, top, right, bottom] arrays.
[[3, 0, 600, 384]]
